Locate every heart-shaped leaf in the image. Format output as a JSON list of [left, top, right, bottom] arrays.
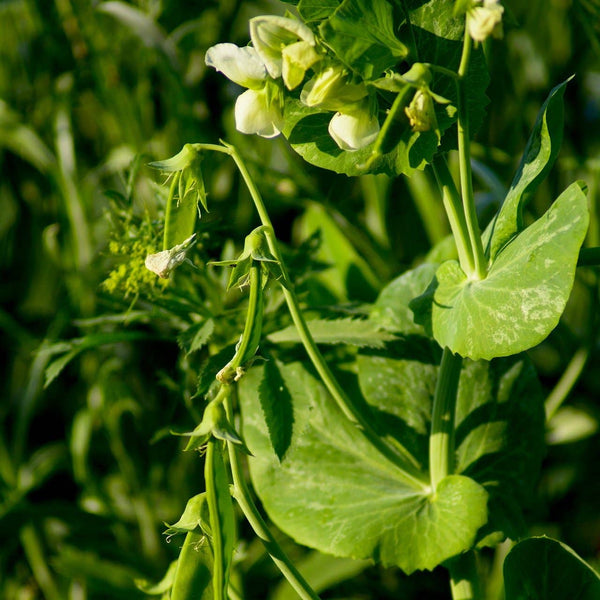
[[412, 181, 589, 360], [239, 362, 488, 574]]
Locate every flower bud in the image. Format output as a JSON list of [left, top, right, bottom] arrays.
[[250, 15, 316, 79], [205, 43, 266, 89], [145, 233, 197, 279], [468, 0, 504, 43], [281, 40, 321, 90], [328, 100, 380, 151], [300, 66, 368, 111], [405, 89, 437, 132]]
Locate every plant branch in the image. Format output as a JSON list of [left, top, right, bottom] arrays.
[[224, 390, 321, 600], [431, 157, 475, 274], [202, 141, 427, 488], [448, 551, 481, 600], [456, 34, 487, 280]]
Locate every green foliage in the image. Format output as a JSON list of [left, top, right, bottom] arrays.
[[2, 0, 600, 599], [503, 537, 600, 600]]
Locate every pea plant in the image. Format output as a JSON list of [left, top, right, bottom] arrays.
[[128, 0, 599, 599]]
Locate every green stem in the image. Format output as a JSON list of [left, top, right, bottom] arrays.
[[448, 551, 481, 600], [20, 523, 62, 600], [370, 86, 412, 159], [224, 391, 321, 600], [429, 348, 462, 490], [431, 157, 475, 274], [219, 142, 426, 487], [456, 34, 486, 280], [205, 438, 226, 600]]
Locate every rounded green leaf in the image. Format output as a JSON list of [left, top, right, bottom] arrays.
[[504, 537, 600, 600], [362, 268, 545, 545], [239, 362, 488, 574], [413, 182, 589, 360]]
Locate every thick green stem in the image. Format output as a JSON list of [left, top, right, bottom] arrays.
[[429, 348, 462, 490], [456, 35, 487, 280], [448, 551, 481, 600], [432, 157, 475, 274], [202, 142, 426, 488], [224, 392, 321, 600]]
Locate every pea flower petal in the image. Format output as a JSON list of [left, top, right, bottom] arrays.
[[205, 43, 266, 89], [235, 87, 283, 138], [250, 15, 316, 79], [328, 102, 380, 151]]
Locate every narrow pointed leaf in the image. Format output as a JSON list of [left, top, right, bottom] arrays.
[[485, 79, 570, 260]]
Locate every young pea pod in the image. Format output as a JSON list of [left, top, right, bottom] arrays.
[[170, 531, 213, 600]]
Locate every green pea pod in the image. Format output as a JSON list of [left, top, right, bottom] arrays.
[[205, 439, 236, 600], [170, 531, 212, 600], [217, 261, 264, 383]]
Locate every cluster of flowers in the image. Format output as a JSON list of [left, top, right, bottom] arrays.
[[205, 15, 380, 151], [205, 2, 503, 151]]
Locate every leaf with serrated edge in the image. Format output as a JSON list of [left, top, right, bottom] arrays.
[[259, 360, 294, 461], [267, 318, 396, 348]]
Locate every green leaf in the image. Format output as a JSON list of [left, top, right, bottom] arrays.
[[504, 537, 600, 600], [171, 531, 213, 600], [294, 203, 381, 299], [239, 362, 488, 573], [298, 0, 342, 21], [412, 182, 589, 360], [370, 263, 439, 336], [546, 406, 598, 445], [259, 360, 294, 461], [484, 79, 571, 260], [318, 0, 408, 80], [267, 318, 396, 348], [178, 319, 215, 356], [359, 268, 545, 544]]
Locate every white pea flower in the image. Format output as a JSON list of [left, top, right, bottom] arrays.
[[250, 15, 317, 80], [145, 234, 197, 279], [235, 83, 284, 138], [468, 0, 504, 43], [205, 43, 266, 89], [205, 43, 284, 138], [328, 100, 380, 151], [300, 66, 368, 111]]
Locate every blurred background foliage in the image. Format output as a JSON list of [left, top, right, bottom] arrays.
[[0, 0, 599, 598]]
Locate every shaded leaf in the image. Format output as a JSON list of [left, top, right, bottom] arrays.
[[239, 362, 488, 574], [259, 360, 294, 461], [504, 537, 600, 600], [267, 318, 396, 348]]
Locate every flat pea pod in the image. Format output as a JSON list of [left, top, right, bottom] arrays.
[[205, 438, 236, 600], [170, 530, 212, 600]]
